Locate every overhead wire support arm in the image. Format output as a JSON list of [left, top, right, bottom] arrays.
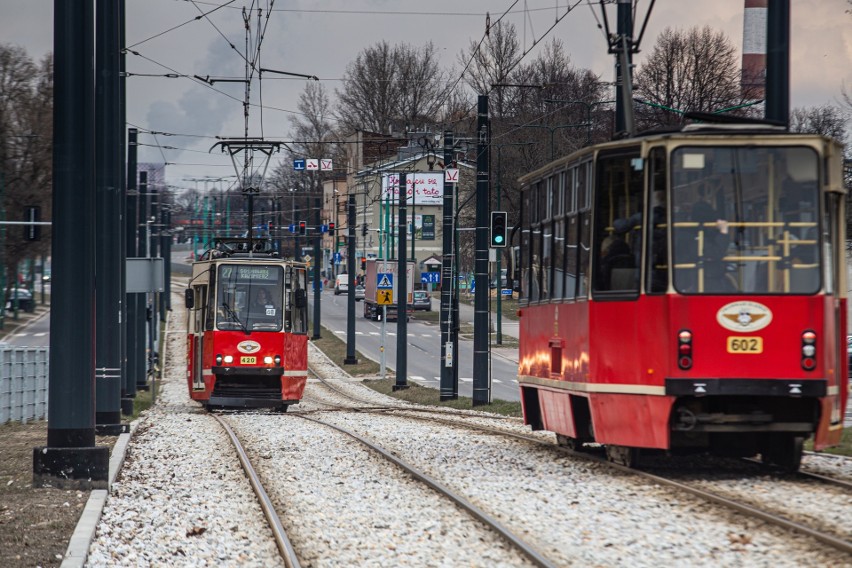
[[209, 139, 283, 193], [259, 67, 319, 81]]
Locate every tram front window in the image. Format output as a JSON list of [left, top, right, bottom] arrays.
[[216, 264, 284, 331], [671, 146, 821, 294]]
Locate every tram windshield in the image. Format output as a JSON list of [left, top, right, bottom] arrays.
[[670, 146, 821, 294], [216, 264, 284, 331]]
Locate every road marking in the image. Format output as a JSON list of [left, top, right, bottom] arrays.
[[34, 332, 47, 337], [460, 377, 472, 383], [13, 333, 28, 337], [369, 332, 379, 336]]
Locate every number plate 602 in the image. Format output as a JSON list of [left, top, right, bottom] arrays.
[[726, 336, 763, 354]]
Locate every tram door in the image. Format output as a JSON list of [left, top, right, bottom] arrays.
[[191, 284, 207, 390]]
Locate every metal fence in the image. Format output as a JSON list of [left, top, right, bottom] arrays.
[[0, 347, 49, 424]]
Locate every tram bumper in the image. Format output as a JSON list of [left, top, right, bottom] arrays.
[[666, 377, 825, 434], [209, 366, 288, 408]]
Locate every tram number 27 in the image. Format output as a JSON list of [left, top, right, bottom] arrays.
[[726, 336, 763, 354]]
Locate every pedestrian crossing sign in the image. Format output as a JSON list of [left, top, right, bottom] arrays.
[[377, 273, 393, 289], [377, 290, 393, 305]]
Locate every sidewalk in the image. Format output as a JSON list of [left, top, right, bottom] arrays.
[[0, 303, 50, 343]]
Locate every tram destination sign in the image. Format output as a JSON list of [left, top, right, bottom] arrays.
[[221, 265, 280, 282]]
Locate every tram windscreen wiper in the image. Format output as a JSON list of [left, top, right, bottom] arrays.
[[221, 302, 249, 335]]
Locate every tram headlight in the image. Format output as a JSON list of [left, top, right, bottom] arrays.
[[677, 329, 693, 370], [801, 330, 816, 371], [223, 355, 234, 364], [216, 354, 223, 365], [264, 356, 274, 365], [274, 355, 281, 365]]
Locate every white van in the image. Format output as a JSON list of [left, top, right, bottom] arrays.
[[334, 274, 349, 295]]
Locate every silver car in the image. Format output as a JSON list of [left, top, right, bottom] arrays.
[[354, 285, 365, 301]]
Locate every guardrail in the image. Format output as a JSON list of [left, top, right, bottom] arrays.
[[0, 347, 49, 424]]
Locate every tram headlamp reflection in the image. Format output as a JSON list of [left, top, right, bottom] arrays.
[[216, 354, 222, 365], [274, 355, 281, 365]]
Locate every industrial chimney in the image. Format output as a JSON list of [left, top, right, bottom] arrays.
[[742, 0, 767, 99]]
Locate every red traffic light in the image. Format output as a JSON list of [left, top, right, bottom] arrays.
[[298, 221, 306, 235], [328, 222, 335, 236]]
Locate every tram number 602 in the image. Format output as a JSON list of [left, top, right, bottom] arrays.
[[726, 336, 763, 354]]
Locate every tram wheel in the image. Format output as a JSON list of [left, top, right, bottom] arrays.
[[760, 435, 804, 472], [275, 404, 289, 413], [556, 434, 584, 452], [605, 445, 641, 468]]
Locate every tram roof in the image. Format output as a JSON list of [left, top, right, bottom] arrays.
[[518, 123, 838, 187]]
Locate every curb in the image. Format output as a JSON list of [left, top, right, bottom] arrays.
[[60, 419, 140, 568]]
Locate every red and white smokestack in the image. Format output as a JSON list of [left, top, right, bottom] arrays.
[[742, 0, 767, 98]]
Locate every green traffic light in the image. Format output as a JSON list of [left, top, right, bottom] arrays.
[[494, 236, 504, 244]]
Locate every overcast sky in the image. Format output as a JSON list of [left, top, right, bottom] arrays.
[[2, 0, 851, 190]]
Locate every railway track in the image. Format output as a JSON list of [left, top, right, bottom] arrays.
[[305, 375, 852, 558], [211, 414, 301, 568]]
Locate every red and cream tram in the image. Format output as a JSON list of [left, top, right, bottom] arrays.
[[185, 239, 309, 410], [517, 123, 848, 470]]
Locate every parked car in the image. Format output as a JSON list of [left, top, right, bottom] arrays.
[[5, 288, 35, 313], [334, 274, 349, 295], [354, 285, 365, 301], [412, 290, 431, 311]]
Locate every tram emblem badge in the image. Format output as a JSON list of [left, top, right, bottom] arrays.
[[237, 340, 262, 354], [716, 301, 772, 333]]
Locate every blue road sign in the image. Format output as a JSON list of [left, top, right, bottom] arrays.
[[320, 224, 328, 233], [293, 159, 306, 170], [377, 273, 393, 289], [288, 224, 296, 233], [501, 288, 513, 295], [333, 252, 342, 264], [421, 272, 440, 284]]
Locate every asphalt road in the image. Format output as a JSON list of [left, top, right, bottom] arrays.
[[311, 290, 522, 403]]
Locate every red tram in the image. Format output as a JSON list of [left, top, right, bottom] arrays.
[[517, 123, 848, 470], [185, 239, 309, 410]]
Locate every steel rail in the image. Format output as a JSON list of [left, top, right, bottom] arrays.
[[306, 366, 852, 556], [212, 415, 302, 568], [293, 413, 557, 568]]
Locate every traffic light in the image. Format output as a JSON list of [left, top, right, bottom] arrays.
[[298, 220, 306, 235], [490, 211, 507, 247], [327, 222, 335, 236], [361, 257, 367, 270], [361, 223, 368, 237]]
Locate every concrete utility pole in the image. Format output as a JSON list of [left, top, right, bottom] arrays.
[[614, 0, 635, 137], [472, 95, 491, 406], [94, 0, 125, 434], [765, 0, 790, 127], [34, 0, 109, 489], [394, 173, 409, 391], [440, 131, 458, 400], [344, 189, 358, 365], [123, 127, 138, 412]]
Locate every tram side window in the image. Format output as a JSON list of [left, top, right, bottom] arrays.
[[291, 268, 308, 334], [520, 189, 531, 301], [646, 147, 669, 294], [577, 162, 591, 298], [593, 150, 643, 294], [204, 272, 216, 329]]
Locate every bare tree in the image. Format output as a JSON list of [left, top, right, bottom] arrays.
[[789, 104, 848, 145], [0, 45, 52, 291], [633, 26, 759, 129], [458, 20, 520, 118]]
